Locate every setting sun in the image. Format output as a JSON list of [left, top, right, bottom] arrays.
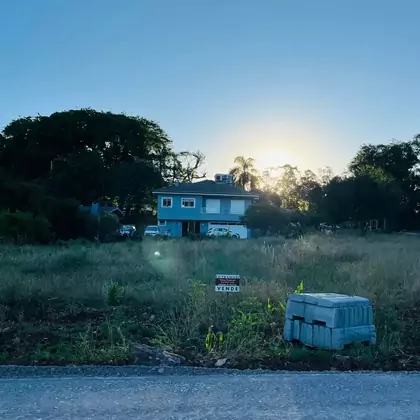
[[255, 150, 297, 171]]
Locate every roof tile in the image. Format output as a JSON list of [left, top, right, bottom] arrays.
[[153, 180, 258, 197]]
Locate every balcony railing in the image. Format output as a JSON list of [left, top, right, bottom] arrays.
[[201, 207, 244, 215]]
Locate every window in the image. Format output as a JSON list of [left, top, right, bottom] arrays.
[[158, 220, 167, 226], [205, 198, 220, 213], [181, 198, 195, 208], [161, 197, 172, 208], [230, 199, 245, 215]]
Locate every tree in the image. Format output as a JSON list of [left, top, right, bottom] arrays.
[[229, 156, 259, 190], [349, 138, 420, 229], [320, 169, 403, 229], [255, 189, 282, 208], [295, 169, 324, 213], [110, 160, 163, 214], [48, 150, 109, 204], [318, 166, 334, 186], [0, 108, 201, 240], [0, 109, 180, 202], [0, 109, 173, 190], [255, 165, 326, 216], [98, 213, 121, 242], [0, 210, 52, 244], [165, 150, 206, 183], [242, 201, 290, 235], [275, 165, 301, 210], [349, 139, 420, 185]]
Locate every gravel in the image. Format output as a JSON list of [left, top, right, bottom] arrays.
[[1, 367, 420, 419]]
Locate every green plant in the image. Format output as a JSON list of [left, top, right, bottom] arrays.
[[151, 280, 206, 352], [71, 321, 130, 363], [0, 210, 52, 244], [215, 298, 268, 359], [268, 281, 304, 314], [105, 281, 125, 306], [205, 326, 217, 351], [99, 213, 120, 242], [205, 326, 224, 353], [294, 281, 304, 294]]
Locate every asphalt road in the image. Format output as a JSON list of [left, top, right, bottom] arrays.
[[0, 367, 419, 419]]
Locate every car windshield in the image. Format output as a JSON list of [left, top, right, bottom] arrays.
[[146, 226, 158, 232]]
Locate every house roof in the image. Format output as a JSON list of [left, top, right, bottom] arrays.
[[79, 205, 124, 216], [152, 180, 259, 198]]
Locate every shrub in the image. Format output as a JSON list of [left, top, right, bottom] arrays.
[[0, 210, 52, 244], [242, 202, 290, 235], [99, 213, 120, 242]]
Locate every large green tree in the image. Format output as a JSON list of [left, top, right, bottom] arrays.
[[0, 109, 173, 198], [349, 138, 420, 228], [319, 168, 403, 229], [0, 108, 205, 241]]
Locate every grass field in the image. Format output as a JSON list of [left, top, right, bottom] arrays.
[[1, 233, 420, 370]]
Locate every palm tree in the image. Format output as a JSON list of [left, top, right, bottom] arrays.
[[229, 156, 259, 190]]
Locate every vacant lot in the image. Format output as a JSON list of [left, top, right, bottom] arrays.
[[1, 234, 420, 369]]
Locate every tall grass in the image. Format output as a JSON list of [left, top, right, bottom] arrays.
[[1, 233, 420, 366]]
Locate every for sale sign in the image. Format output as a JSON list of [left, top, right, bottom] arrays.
[[215, 274, 240, 292]]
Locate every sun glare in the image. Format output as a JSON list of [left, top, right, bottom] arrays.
[[255, 150, 297, 171]]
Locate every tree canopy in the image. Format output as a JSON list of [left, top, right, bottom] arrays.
[[229, 156, 259, 190], [0, 108, 205, 242], [235, 135, 420, 233], [1, 107, 419, 242]]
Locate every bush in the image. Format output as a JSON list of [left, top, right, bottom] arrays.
[[187, 233, 207, 241], [72, 212, 120, 242], [99, 213, 120, 242], [0, 210, 52, 244], [242, 202, 290, 235]]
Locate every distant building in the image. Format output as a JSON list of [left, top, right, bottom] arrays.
[[79, 203, 124, 219]]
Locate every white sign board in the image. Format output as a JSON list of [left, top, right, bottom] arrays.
[[215, 274, 240, 292]]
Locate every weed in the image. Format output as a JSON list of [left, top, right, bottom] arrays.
[[294, 281, 304, 294], [71, 321, 130, 363], [205, 326, 224, 353], [105, 281, 125, 306], [1, 235, 420, 368]]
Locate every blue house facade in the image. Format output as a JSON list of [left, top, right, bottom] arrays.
[[152, 174, 259, 238]]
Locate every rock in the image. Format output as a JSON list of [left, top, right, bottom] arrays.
[[162, 350, 186, 366], [131, 344, 186, 366], [214, 358, 228, 367], [158, 367, 164, 374]]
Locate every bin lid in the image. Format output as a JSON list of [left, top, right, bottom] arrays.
[[288, 293, 370, 307]]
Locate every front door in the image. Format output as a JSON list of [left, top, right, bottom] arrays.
[[181, 221, 200, 237], [182, 221, 189, 237]]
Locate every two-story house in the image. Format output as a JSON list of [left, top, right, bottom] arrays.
[[152, 174, 259, 238]]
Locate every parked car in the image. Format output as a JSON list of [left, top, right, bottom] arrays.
[[207, 227, 239, 239], [119, 225, 136, 238], [319, 222, 340, 231], [144, 225, 160, 236]]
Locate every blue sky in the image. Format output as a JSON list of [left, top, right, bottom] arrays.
[[1, 0, 419, 176]]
